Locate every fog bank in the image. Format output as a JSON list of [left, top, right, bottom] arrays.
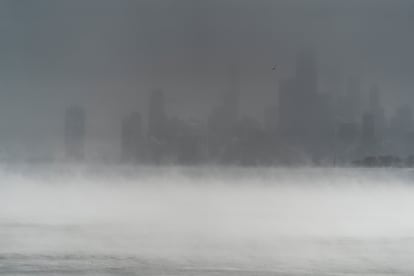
[[2, 166, 414, 271]]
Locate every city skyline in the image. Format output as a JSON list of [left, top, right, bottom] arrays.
[[0, 0, 413, 163], [59, 48, 414, 165], [3, 2, 414, 275]]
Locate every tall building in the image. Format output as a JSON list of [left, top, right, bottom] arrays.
[[391, 104, 413, 132], [277, 48, 338, 162], [368, 84, 386, 142], [148, 89, 167, 140], [333, 76, 361, 161], [207, 65, 241, 162], [147, 89, 168, 163], [167, 118, 204, 164], [345, 76, 362, 123], [278, 49, 322, 154], [121, 112, 143, 163], [389, 104, 414, 155], [361, 112, 376, 155], [278, 78, 301, 137], [64, 106, 86, 161]]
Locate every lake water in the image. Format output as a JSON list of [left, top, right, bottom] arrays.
[[1, 166, 414, 275]]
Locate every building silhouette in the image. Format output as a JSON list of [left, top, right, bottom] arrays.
[[277, 48, 333, 161], [121, 112, 143, 163], [368, 84, 386, 143], [147, 89, 168, 163], [207, 65, 241, 162], [148, 89, 167, 140], [343, 76, 362, 123], [389, 104, 414, 155], [64, 106, 86, 161], [166, 118, 205, 164], [55, 53, 414, 166], [278, 78, 300, 138], [360, 112, 376, 155], [279, 49, 319, 137]]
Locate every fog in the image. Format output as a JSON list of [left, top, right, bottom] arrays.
[[2, 1, 414, 274], [2, 166, 414, 273], [0, 0, 413, 162]]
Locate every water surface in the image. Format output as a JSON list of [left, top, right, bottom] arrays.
[[1, 166, 414, 275]]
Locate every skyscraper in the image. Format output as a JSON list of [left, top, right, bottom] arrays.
[[121, 112, 143, 163], [148, 89, 166, 141], [206, 64, 241, 162], [333, 76, 361, 161], [64, 106, 86, 161], [368, 84, 386, 142], [147, 89, 168, 163], [278, 78, 300, 137], [361, 112, 376, 155], [389, 104, 414, 155], [345, 76, 362, 123], [277, 48, 337, 162], [278, 49, 320, 148]]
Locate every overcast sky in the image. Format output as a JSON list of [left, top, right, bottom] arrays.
[[0, 0, 413, 158]]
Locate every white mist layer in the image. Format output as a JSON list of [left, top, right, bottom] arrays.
[[1, 166, 414, 270]]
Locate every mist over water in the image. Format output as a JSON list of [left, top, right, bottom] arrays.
[[2, 0, 414, 274], [2, 166, 414, 274]]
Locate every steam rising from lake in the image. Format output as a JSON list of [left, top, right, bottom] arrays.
[[1, 166, 414, 274]]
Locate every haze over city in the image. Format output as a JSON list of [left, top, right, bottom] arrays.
[[0, 0, 413, 165], [2, 1, 414, 275]]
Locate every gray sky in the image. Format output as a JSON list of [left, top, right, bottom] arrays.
[[0, 0, 413, 158]]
